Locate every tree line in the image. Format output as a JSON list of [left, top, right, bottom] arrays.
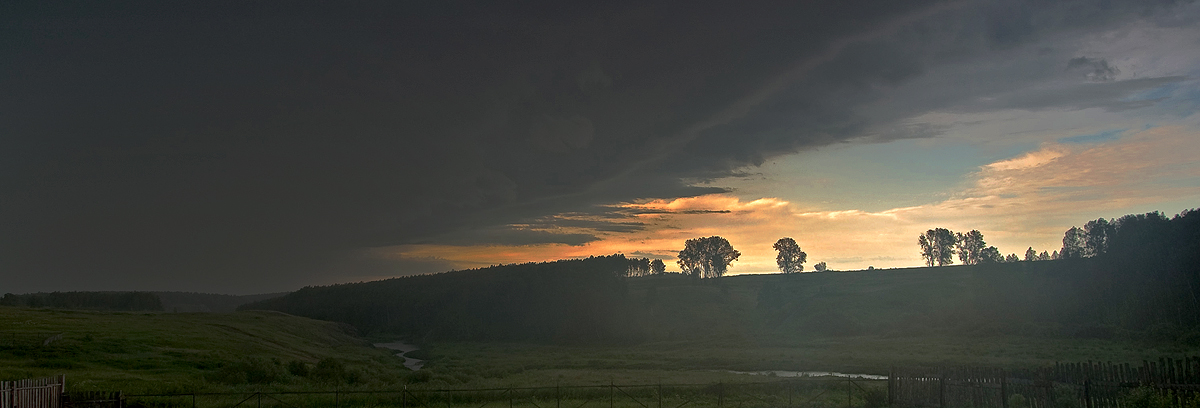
[[0, 291, 163, 311], [624, 236, 825, 280], [918, 210, 1197, 268]]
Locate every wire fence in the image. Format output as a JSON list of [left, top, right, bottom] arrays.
[[125, 378, 888, 408], [889, 358, 1200, 408]]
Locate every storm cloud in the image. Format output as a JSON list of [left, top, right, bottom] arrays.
[[0, 0, 1190, 293]]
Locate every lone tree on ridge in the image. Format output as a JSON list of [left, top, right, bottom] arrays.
[[677, 236, 740, 279], [772, 237, 807, 273]]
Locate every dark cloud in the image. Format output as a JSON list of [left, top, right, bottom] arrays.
[[1068, 57, 1121, 82], [424, 227, 600, 247], [949, 76, 1184, 112], [0, 0, 1191, 293]]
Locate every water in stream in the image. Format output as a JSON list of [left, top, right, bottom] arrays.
[[374, 341, 425, 371]]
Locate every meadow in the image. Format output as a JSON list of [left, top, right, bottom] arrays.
[[5, 254, 1200, 401], [0, 307, 410, 393]]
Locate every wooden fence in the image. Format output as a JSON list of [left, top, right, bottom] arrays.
[[1, 375, 64, 408], [890, 357, 1200, 407]]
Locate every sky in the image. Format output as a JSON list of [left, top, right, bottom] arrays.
[[3, 0, 1200, 294]]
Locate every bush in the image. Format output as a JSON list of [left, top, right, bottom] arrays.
[[1122, 387, 1174, 408], [207, 358, 286, 385], [862, 386, 888, 408], [286, 360, 310, 377], [406, 370, 432, 383], [311, 357, 347, 383], [1177, 329, 1200, 346]]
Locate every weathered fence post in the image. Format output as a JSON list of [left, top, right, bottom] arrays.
[[557, 382, 561, 408], [658, 381, 662, 408], [717, 382, 723, 408], [939, 374, 946, 408], [610, 380, 614, 408], [887, 367, 895, 408], [403, 386, 407, 408], [1001, 371, 1008, 408], [1084, 379, 1092, 408], [847, 377, 852, 408]]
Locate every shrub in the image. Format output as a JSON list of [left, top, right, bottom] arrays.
[[207, 358, 286, 385], [862, 386, 888, 408], [406, 370, 432, 383], [286, 360, 310, 377], [311, 357, 347, 383], [1122, 387, 1173, 408]]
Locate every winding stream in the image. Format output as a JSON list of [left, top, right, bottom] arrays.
[[374, 341, 425, 371], [728, 370, 888, 380]]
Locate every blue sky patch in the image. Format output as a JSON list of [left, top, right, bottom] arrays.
[[1059, 129, 1125, 144]]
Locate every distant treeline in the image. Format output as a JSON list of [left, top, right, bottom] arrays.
[[155, 291, 288, 313], [240, 255, 645, 343], [0, 291, 163, 311], [248, 208, 1200, 345], [0, 291, 286, 313]]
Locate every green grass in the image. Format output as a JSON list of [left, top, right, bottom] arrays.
[[8, 262, 1200, 398], [409, 335, 1198, 388], [0, 307, 411, 392]]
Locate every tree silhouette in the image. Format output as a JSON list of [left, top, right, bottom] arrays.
[[955, 230, 987, 265], [650, 259, 666, 275], [625, 258, 652, 277], [813, 261, 828, 272], [677, 236, 740, 279], [1038, 251, 1050, 261], [772, 237, 807, 273], [980, 246, 1003, 263], [1084, 218, 1115, 257], [1024, 247, 1037, 262], [1061, 226, 1087, 259], [1005, 253, 1020, 263], [918, 228, 957, 266]]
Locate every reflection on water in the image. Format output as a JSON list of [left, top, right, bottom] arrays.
[[729, 370, 888, 380], [374, 341, 425, 371]]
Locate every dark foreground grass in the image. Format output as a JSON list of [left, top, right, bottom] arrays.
[[0, 307, 411, 392], [411, 336, 1200, 388], [126, 379, 889, 408]]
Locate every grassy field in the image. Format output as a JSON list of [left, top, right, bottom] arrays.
[[6, 262, 1200, 398], [0, 307, 410, 392], [409, 336, 1196, 388]]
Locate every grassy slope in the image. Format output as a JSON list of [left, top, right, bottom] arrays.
[[7, 261, 1197, 392], [0, 307, 408, 392], [409, 264, 1200, 387]]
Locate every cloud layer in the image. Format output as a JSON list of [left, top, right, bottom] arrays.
[[0, 0, 1194, 293]]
